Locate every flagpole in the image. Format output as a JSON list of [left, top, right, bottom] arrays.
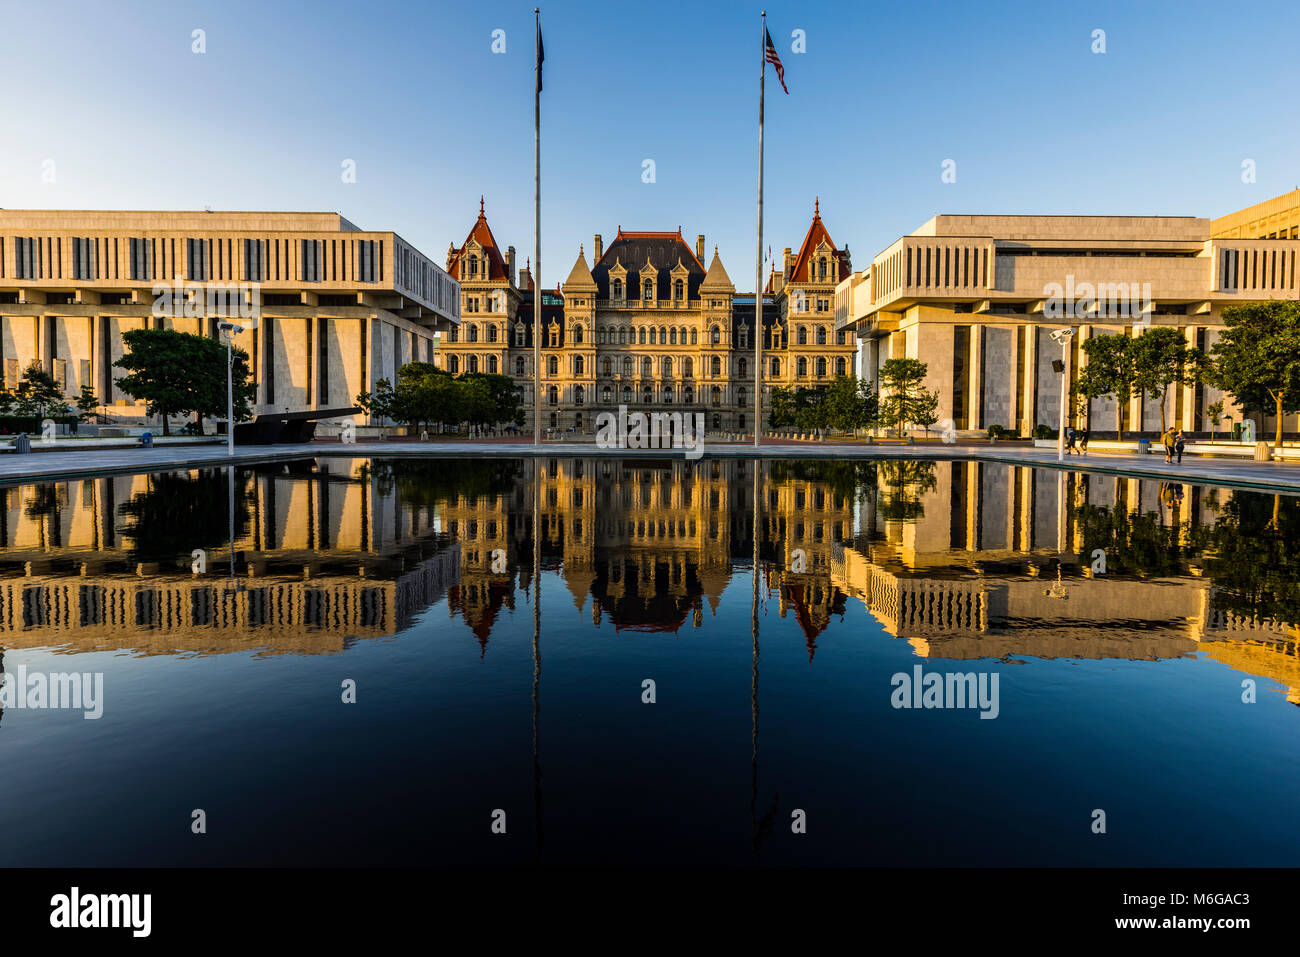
[[533, 7, 542, 446], [753, 12, 765, 450]]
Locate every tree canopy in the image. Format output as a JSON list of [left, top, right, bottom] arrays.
[[114, 329, 255, 435]]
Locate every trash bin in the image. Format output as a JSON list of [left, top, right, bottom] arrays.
[[1137, 438, 1150, 454], [14, 433, 31, 454], [140, 432, 153, 448]]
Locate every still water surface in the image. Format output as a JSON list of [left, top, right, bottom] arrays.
[[1, 456, 1297, 866]]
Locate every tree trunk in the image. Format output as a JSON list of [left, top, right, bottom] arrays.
[[1116, 397, 1124, 444], [161, 412, 171, 437], [1275, 393, 1285, 449]]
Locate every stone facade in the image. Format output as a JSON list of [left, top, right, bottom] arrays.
[[439, 200, 858, 434]]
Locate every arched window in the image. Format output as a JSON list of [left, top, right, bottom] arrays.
[[642, 357, 652, 377], [448, 326, 459, 343], [613, 279, 623, 299], [488, 324, 498, 343], [469, 324, 479, 343], [797, 326, 807, 345], [816, 326, 826, 345], [469, 355, 479, 374], [623, 357, 633, 376], [836, 357, 846, 376], [817, 357, 827, 377], [516, 356, 526, 376], [690, 329, 698, 345], [711, 386, 722, 406], [488, 356, 498, 374], [643, 279, 653, 300], [669, 328, 678, 345], [674, 279, 684, 300], [710, 325, 720, 344], [770, 357, 779, 376], [602, 358, 612, 376], [710, 356, 721, 377], [638, 327, 647, 345], [663, 356, 672, 377], [574, 386, 585, 405], [548, 385, 558, 406], [573, 324, 584, 345], [449, 355, 460, 374], [622, 385, 632, 403], [547, 355, 558, 376], [574, 355, 584, 376], [684, 387, 695, 404], [658, 326, 667, 343], [797, 357, 807, 377], [684, 357, 693, 378], [649, 327, 657, 345], [738, 358, 748, 378], [549, 412, 557, 428], [643, 389, 653, 404], [598, 326, 607, 345], [663, 386, 673, 403], [737, 387, 747, 408], [602, 386, 612, 403], [619, 328, 627, 345]]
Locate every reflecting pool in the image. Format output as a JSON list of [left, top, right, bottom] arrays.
[[1, 456, 1298, 866]]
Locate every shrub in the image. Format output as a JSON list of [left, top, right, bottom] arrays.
[[987, 424, 1005, 439], [1032, 424, 1058, 440]]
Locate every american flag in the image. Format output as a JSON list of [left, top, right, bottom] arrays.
[[764, 27, 788, 94]]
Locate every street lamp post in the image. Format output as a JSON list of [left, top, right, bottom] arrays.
[[217, 322, 241, 457], [1049, 327, 1075, 462]]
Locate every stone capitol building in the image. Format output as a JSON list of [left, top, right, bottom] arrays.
[[439, 198, 858, 434]]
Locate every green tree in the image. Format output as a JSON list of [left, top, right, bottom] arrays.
[[823, 374, 879, 432], [768, 386, 796, 428], [13, 362, 69, 422], [1130, 326, 1204, 435], [74, 383, 101, 423], [793, 388, 829, 433], [1076, 332, 1137, 441], [878, 358, 937, 438], [1210, 300, 1300, 449], [356, 377, 397, 426], [114, 329, 254, 436], [1205, 399, 1225, 441]]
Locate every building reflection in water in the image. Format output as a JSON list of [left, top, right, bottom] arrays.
[[0, 456, 1298, 700]]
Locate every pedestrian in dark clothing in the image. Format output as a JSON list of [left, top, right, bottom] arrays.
[[1175, 430, 1186, 465], [1064, 426, 1077, 454], [1077, 429, 1089, 454]]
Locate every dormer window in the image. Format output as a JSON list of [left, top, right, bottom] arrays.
[[469, 255, 479, 278], [818, 257, 827, 280], [643, 279, 653, 300], [674, 279, 684, 300], [613, 279, 623, 299]]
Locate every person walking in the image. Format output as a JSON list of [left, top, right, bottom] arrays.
[[1162, 427, 1176, 464], [1175, 429, 1186, 465], [1077, 428, 1089, 455], [1064, 425, 1077, 455]]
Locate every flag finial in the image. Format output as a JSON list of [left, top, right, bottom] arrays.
[[480, 195, 485, 215], [814, 197, 819, 216]]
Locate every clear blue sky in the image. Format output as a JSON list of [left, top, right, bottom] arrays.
[[1, 0, 1297, 289]]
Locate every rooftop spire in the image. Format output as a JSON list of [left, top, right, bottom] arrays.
[[814, 196, 820, 217], [479, 195, 485, 216]]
